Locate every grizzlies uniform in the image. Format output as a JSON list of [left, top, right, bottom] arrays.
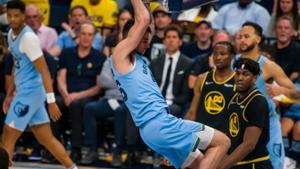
[[228, 89, 272, 169], [110, 55, 214, 169], [5, 26, 49, 131], [256, 56, 284, 169], [197, 70, 235, 134]]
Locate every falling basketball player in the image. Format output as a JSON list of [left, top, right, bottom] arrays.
[[110, 0, 230, 168]]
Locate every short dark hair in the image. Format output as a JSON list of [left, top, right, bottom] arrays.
[[70, 5, 88, 16], [122, 19, 151, 39], [214, 41, 236, 55], [197, 20, 212, 29], [164, 25, 183, 40], [233, 58, 261, 76], [7, 0, 25, 13], [242, 21, 263, 38], [0, 148, 9, 169]]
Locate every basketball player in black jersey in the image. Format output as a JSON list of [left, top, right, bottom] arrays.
[[186, 41, 235, 134], [221, 58, 272, 169]]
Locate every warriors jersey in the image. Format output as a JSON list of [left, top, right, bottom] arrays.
[[228, 89, 270, 163], [196, 70, 235, 133]]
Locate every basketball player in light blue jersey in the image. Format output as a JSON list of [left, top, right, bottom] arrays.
[[238, 22, 296, 169], [110, 0, 231, 168], [2, 1, 77, 168]]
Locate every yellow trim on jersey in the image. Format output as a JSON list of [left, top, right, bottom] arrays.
[[242, 93, 264, 122], [236, 155, 270, 165], [228, 93, 238, 110], [235, 89, 259, 105], [212, 70, 235, 85], [252, 163, 255, 169], [199, 72, 209, 93]]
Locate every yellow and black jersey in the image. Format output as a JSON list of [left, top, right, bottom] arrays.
[[196, 70, 235, 133], [228, 88, 270, 165]]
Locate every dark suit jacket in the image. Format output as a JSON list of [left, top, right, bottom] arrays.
[[150, 52, 193, 106]]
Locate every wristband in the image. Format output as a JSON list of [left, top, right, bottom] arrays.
[[46, 93, 56, 104]]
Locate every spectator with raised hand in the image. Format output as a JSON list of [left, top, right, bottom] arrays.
[[49, 6, 102, 57], [103, 8, 133, 57], [267, 0, 299, 38], [213, 0, 271, 36], [56, 21, 106, 162], [25, 4, 58, 53]]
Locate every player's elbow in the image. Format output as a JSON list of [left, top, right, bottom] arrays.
[[136, 13, 150, 27]]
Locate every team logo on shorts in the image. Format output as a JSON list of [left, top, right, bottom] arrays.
[[204, 91, 225, 115], [14, 101, 29, 117], [229, 113, 239, 137]]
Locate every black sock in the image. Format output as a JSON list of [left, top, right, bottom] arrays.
[[290, 140, 300, 161], [283, 136, 290, 156]]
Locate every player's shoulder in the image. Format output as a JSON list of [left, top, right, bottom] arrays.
[[248, 90, 268, 107], [262, 57, 280, 70], [22, 31, 38, 40]]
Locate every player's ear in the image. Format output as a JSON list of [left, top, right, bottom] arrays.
[[255, 35, 261, 45]]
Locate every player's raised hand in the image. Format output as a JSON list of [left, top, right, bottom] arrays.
[[48, 103, 62, 122]]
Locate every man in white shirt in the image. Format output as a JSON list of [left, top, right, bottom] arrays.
[[150, 25, 193, 118]]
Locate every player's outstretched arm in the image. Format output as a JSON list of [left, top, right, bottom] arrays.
[[111, 0, 150, 71]]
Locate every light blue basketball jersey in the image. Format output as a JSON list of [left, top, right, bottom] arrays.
[[5, 26, 49, 131], [255, 56, 277, 115], [8, 26, 44, 91], [109, 55, 168, 127]]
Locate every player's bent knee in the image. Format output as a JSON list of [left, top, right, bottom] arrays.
[[195, 125, 215, 150], [212, 129, 231, 149]]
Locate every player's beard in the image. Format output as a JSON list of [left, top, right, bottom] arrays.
[[240, 41, 256, 53]]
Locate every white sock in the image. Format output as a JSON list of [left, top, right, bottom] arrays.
[[67, 164, 78, 169]]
